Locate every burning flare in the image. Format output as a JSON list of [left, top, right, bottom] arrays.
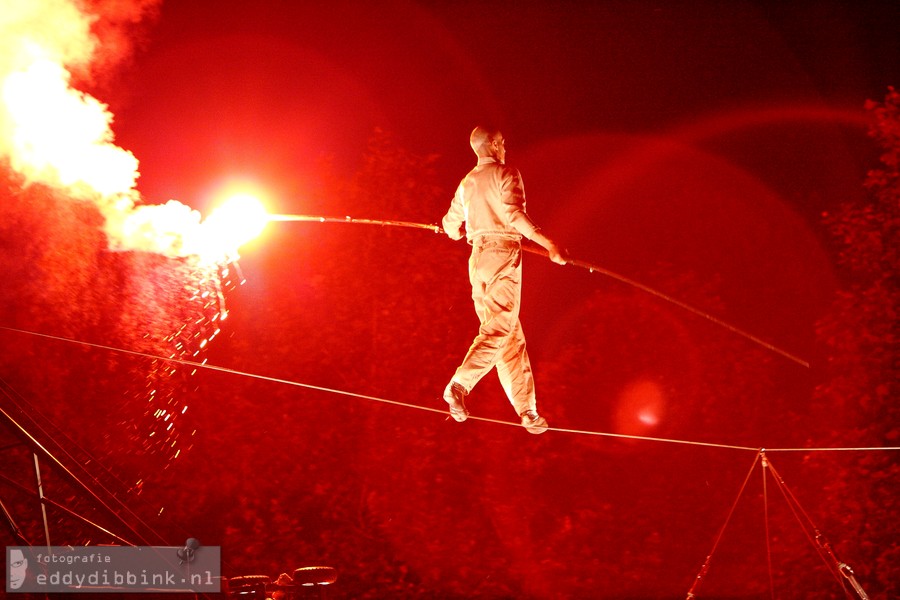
[[0, 0, 262, 263], [200, 194, 270, 260]]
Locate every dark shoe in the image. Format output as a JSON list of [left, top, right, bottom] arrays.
[[520, 410, 548, 434], [443, 381, 469, 422]]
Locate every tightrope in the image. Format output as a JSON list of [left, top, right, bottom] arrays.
[[2, 326, 894, 454]]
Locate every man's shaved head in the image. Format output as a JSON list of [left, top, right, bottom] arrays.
[[470, 126, 501, 157]]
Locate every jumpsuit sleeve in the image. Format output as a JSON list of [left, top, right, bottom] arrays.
[[442, 182, 467, 240], [499, 167, 540, 239]]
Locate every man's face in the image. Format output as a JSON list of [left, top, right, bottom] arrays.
[[9, 549, 27, 589], [489, 133, 506, 163]]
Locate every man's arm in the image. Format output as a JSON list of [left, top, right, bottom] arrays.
[[442, 184, 466, 240], [498, 167, 566, 264]]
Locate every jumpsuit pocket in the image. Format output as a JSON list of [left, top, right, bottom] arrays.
[[473, 245, 521, 285], [472, 244, 522, 315]]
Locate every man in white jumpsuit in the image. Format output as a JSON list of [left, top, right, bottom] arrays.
[[441, 126, 566, 434]]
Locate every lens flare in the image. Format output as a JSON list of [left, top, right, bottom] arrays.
[[614, 379, 666, 436]]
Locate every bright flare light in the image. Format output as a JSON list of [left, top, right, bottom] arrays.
[[197, 194, 271, 262], [1, 1, 276, 265]]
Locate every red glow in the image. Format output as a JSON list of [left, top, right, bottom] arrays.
[[614, 379, 666, 435]]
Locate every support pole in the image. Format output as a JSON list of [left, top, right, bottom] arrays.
[[33, 453, 51, 553]]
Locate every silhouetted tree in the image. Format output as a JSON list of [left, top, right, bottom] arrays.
[[803, 87, 899, 600]]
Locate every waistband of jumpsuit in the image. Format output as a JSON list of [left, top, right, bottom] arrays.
[[470, 233, 522, 250]]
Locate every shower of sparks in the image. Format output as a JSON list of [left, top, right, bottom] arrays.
[[117, 255, 243, 492]]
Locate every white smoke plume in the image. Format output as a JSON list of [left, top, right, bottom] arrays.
[[0, 0, 234, 260]]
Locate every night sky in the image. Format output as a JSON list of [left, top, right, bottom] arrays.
[[110, 0, 899, 190], [2, 0, 898, 598]]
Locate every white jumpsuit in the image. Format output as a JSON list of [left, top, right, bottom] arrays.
[[442, 156, 542, 417]]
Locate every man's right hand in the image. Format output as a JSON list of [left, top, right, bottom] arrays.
[[548, 244, 568, 265], [531, 231, 567, 265]]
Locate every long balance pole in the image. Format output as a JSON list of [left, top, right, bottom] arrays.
[[267, 214, 809, 369]]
